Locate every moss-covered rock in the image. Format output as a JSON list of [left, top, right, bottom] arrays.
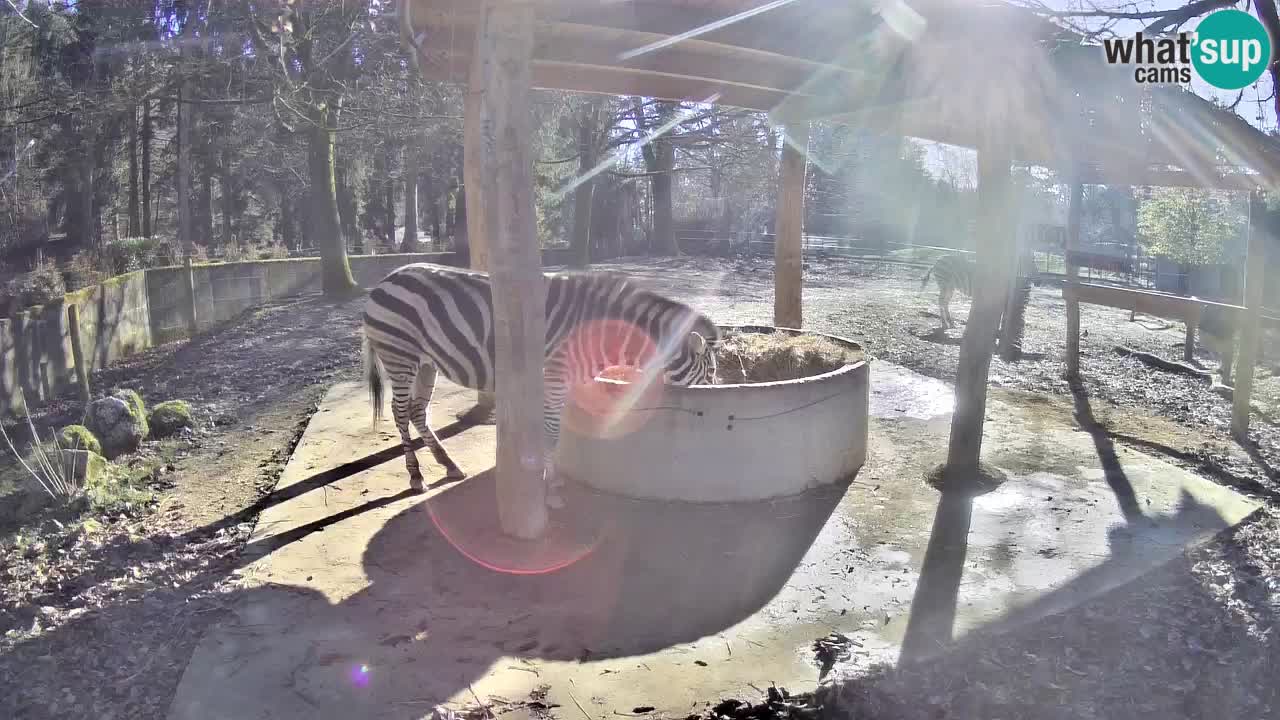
[[57, 425, 102, 455], [149, 400, 195, 438], [112, 389, 149, 435], [85, 393, 148, 459]]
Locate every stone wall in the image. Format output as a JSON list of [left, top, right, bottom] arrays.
[[2, 248, 577, 417]]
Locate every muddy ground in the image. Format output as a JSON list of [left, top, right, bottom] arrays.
[[1, 255, 1278, 719]]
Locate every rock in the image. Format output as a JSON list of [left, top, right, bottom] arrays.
[[85, 395, 147, 459], [56, 424, 102, 456], [149, 400, 195, 438]]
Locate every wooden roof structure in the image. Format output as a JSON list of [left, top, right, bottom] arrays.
[[403, 0, 1280, 190]]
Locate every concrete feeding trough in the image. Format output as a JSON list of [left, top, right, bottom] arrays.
[[557, 325, 870, 503]]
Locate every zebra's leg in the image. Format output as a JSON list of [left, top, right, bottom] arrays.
[[939, 287, 953, 329], [542, 373, 570, 510], [387, 370, 426, 492], [1221, 338, 1236, 385], [410, 364, 466, 479]]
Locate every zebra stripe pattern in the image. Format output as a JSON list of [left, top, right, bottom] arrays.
[[921, 253, 1038, 330], [361, 262, 722, 494], [921, 254, 975, 330]]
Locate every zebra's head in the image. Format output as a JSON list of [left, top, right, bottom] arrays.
[[661, 311, 722, 386]]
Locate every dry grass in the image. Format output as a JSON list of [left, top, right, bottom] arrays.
[[714, 331, 864, 384]]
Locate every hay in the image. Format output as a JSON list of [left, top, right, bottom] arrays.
[[714, 331, 863, 383]]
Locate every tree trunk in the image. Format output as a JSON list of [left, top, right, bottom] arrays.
[[301, 190, 314, 251], [280, 193, 296, 252], [336, 154, 360, 251], [569, 100, 599, 268], [128, 104, 139, 237], [197, 166, 213, 248], [384, 148, 397, 248], [1233, 191, 1271, 438], [421, 173, 440, 245], [455, 180, 471, 265], [64, 128, 95, 250], [651, 142, 675, 255], [141, 99, 152, 238], [463, 54, 490, 274], [308, 123, 357, 295], [401, 147, 419, 253], [176, 85, 194, 254], [220, 148, 234, 248]]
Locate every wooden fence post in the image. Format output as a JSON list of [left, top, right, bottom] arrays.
[[184, 255, 199, 337], [1232, 190, 1269, 440], [773, 122, 807, 329], [1064, 180, 1083, 380], [1183, 306, 1199, 363], [68, 303, 91, 404], [945, 146, 1014, 471]]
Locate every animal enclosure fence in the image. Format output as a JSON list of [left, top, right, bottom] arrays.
[[0, 248, 577, 418]]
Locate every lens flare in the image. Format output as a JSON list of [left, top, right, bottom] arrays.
[[350, 663, 371, 688], [558, 318, 669, 440]]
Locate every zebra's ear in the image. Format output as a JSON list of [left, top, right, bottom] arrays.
[[687, 331, 708, 355]]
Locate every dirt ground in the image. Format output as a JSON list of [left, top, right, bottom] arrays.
[[1, 254, 1278, 719], [0, 294, 368, 719]]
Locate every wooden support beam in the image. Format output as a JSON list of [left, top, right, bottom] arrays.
[[1064, 180, 1083, 380], [475, 0, 548, 539], [1232, 190, 1270, 440], [946, 147, 1015, 471], [773, 122, 807, 329], [464, 24, 497, 419]]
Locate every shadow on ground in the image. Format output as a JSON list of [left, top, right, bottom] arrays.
[[819, 505, 1280, 720], [165, 470, 848, 718]]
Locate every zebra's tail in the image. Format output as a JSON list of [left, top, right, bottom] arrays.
[[364, 334, 385, 427]]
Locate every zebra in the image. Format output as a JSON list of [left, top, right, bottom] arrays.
[[921, 253, 1038, 330], [920, 254, 975, 330], [361, 262, 722, 503]]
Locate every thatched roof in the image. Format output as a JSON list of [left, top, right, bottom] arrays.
[[404, 0, 1280, 189]]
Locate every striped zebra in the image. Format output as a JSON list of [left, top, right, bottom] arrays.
[[921, 253, 1038, 330], [361, 263, 721, 500], [920, 254, 975, 330]]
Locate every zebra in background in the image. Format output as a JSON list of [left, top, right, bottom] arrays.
[[920, 252, 1038, 331], [361, 263, 721, 502], [921, 254, 975, 330]]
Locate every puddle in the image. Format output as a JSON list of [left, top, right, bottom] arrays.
[[868, 365, 954, 420]]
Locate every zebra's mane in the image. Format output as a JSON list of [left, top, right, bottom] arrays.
[[548, 270, 720, 343]]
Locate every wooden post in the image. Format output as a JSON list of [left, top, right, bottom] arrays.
[[945, 147, 1014, 471], [1232, 190, 1269, 440], [476, 0, 548, 539], [773, 122, 807, 329], [1064, 180, 1083, 380], [1184, 306, 1199, 363], [67, 303, 91, 404], [183, 255, 199, 337], [464, 38, 497, 419]]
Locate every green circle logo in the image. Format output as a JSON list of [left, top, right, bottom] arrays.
[[1192, 10, 1273, 90]]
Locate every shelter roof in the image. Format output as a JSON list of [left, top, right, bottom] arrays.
[[403, 0, 1280, 188]]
